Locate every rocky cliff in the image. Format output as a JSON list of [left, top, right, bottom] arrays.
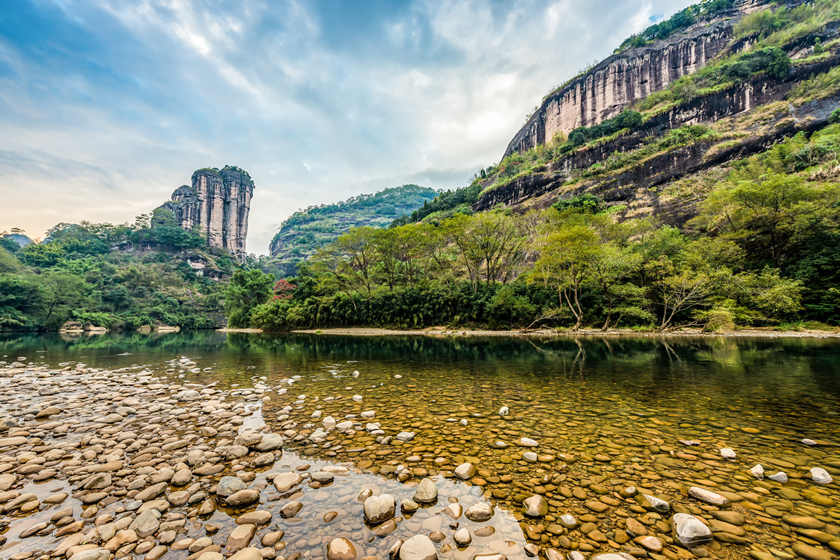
[[158, 166, 254, 257], [504, 0, 775, 158]]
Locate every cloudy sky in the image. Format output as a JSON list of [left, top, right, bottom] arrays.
[[0, 0, 689, 254]]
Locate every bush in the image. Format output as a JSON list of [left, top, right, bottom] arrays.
[[568, 110, 643, 147], [701, 307, 735, 332], [830, 108, 840, 124], [718, 47, 790, 82]]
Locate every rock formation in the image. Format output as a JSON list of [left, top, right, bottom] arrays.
[[158, 166, 254, 257], [503, 0, 770, 158]]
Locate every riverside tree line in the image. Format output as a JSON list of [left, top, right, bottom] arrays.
[[226, 126, 840, 332]]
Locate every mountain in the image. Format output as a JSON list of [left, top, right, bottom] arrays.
[[268, 185, 438, 275], [407, 0, 840, 226], [156, 165, 255, 259], [0, 232, 33, 249]]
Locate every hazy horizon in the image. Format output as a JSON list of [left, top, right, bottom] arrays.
[[0, 0, 689, 254]]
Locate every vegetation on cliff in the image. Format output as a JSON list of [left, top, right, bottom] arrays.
[[0, 210, 236, 332], [268, 185, 438, 276], [223, 124, 840, 332]]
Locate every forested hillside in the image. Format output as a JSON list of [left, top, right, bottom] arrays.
[[0, 208, 236, 332], [267, 185, 437, 276]]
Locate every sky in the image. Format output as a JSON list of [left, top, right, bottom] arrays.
[[0, 0, 690, 255]]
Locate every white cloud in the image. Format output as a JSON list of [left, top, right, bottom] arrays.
[[1, 0, 691, 254]]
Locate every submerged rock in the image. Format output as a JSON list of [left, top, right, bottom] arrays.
[[413, 478, 438, 504], [364, 494, 396, 524], [327, 537, 357, 560], [454, 462, 475, 480], [688, 486, 728, 506], [672, 513, 712, 547], [767, 471, 788, 483], [810, 467, 832, 485], [523, 494, 548, 517], [465, 501, 494, 522], [399, 534, 437, 560]]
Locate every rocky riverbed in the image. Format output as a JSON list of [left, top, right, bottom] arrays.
[[0, 347, 838, 560]]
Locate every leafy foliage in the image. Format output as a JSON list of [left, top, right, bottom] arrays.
[[0, 219, 234, 332], [615, 0, 735, 53], [244, 124, 840, 332], [268, 185, 438, 276]]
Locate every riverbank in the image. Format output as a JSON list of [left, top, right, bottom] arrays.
[[291, 326, 840, 338]]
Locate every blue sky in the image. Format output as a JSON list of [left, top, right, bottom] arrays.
[[0, 0, 689, 254]]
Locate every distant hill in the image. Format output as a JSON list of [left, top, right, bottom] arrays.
[[268, 184, 438, 276], [0, 233, 34, 249]]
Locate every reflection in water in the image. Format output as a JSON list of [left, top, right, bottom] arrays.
[[2, 332, 839, 559]]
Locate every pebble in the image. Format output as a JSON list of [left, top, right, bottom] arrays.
[[399, 535, 437, 560], [810, 467, 832, 485]]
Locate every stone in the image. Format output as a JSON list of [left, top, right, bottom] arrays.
[[783, 515, 825, 529], [626, 518, 647, 536], [226, 488, 260, 507], [402, 499, 419, 513], [396, 431, 416, 442], [280, 501, 302, 517], [327, 537, 357, 560], [720, 447, 736, 459], [217, 476, 246, 497], [453, 528, 471, 546], [311, 471, 334, 484], [768, 471, 788, 483], [559, 513, 578, 529], [69, 550, 111, 560], [810, 467, 832, 485], [227, 524, 256, 552], [523, 494, 548, 517], [465, 502, 494, 522], [414, 478, 438, 503], [635, 535, 663, 552], [499, 406, 509, 416], [639, 494, 669, 513], [792, 543, 833, 560], [454, 462, 475, 480], [130, 508, 160, 537], [237, 510, 271, 525], [688, 486, 728, 506], [750, 464, 765, 479], [364, 494, 396, 524], [274, 472, 302, 492], [256, 433, 283, 451], [399, 534, 437, 560], [228, 548, 262, 560], [672, 513, 712, 547]]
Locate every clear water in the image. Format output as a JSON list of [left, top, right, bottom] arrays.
[[2, 332, 839, 559]]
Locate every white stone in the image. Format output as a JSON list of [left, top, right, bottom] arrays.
[[810, 467, 832, 485]]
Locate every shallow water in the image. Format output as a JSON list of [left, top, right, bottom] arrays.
[[1, 332, 839, 559]]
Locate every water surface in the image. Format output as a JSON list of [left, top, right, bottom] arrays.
[[2, 332, 839, 559]]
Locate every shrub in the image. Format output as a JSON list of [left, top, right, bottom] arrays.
[[701, 307, 735, 332]]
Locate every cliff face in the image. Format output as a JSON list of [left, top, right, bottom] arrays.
[[159, 166, 254, 257], [476, 56, 840, 221], [504, 0, 768, 158]]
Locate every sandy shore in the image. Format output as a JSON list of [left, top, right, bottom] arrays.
[[290, 326, 840, 339]]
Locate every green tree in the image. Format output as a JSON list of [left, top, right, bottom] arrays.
[[223, 269, 274, 327], [531, 225, 601, 329]]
